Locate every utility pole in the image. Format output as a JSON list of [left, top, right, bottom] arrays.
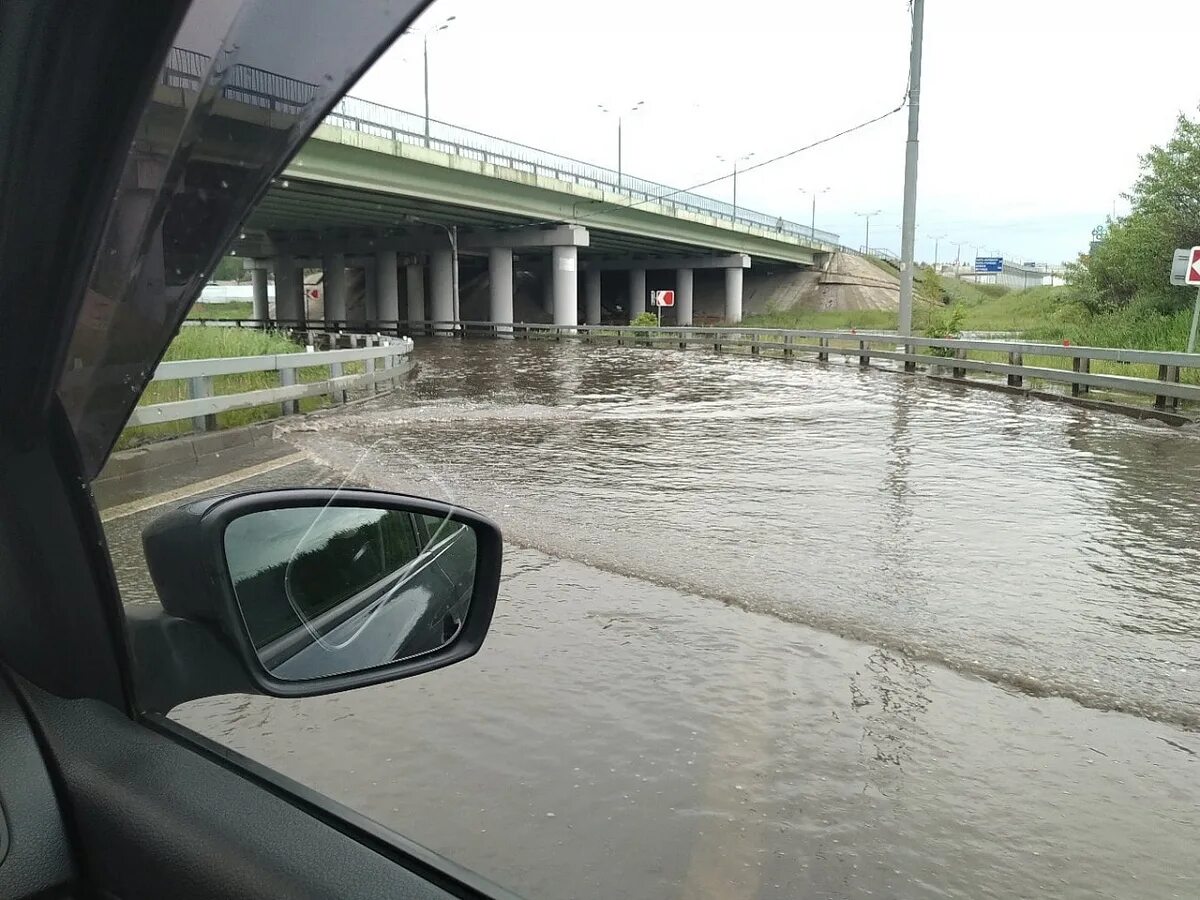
[[898, 0, 925, 348], [928, 233, 946, 268]]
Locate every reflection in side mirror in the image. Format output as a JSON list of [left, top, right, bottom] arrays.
[[225, 506, 478, 681], [140, 488, 502, 702]]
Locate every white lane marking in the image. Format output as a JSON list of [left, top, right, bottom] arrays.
[[98, 451, 311, 523]]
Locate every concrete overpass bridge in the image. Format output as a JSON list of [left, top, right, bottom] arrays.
[[158, 47, 842, 329]]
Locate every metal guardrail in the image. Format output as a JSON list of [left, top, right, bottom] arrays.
[[130, 335, 413, 430], [161, 47, 841, 247], [192, 318, 1200, 415]]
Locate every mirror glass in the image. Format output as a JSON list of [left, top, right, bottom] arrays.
[[223, 504, 478, 680]]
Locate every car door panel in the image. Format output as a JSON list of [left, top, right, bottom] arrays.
[[0, 671, 77, 899], [16, 678, 505, 900]]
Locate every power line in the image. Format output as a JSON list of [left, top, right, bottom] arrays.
[[567, 100, 907, 226]]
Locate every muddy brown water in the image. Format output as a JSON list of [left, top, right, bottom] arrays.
[[107, 339, 1200, 899]]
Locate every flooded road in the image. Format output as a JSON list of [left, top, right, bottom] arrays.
[[107, 339, 1200, 899]]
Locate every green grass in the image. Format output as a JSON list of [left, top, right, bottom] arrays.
[[118, 327, 361, 449], [189, 300, 252, 319], [739, 308, 900, 331]]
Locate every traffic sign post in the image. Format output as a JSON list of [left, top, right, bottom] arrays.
[[650, 290, 674, 326], [1170, 247, 1200, 352]]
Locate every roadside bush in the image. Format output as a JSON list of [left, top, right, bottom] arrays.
[[922, 303, 966, 357], [630, 312, 658, 327]]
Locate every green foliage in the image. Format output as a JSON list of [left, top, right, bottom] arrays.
[[739, 309, 899, 331], [117, 327, 354, 449], [1069, 108, 1200, 315], [922, 302, 966, 356], [211, 256, 246, 281], [189, 300, 253, 319], [630, 312, 659, 327]]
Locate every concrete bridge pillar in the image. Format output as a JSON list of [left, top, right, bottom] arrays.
[[552, 246, 578, 328], [376, 250, 399, 329], [488, 247, 514, 335], [724, 266, 744, 324], [431, 247, 455, 335], [629, 268, 646, 321], [676, 268, 694, 326], [362, 263, 378, 325], [322, 253, 347, 327], [251, 266, 269, 321], [405, 261, 425, 329], [542, 258, 555, 315], [584, 268, 602, 325], [274, 253, 301, 324]]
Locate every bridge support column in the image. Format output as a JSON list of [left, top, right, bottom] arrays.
[[724, 266, 743, 324], [251, 266, 269, 322], [629, 268, 646, 321], [431, 247, 455, 335], [405, 262, 425, 332], [585, 268, 602, 325], [274, 253, 301, 325], [376, 250, 399, 331], [552, 245, 578, 328], [323, 253, 347, 328], [489, 247, 514, 335], [542, 258, 555, 315], [676, 268, 694, 326], [363, 263, 378, 325]]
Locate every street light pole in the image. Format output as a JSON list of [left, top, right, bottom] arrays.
[[898, 0, 925, 342], [598, 101, 644, 191], [419, 16, 455, 149], [800, 187, 830, 239], [718, 153, 755, 222], [855, 210, 881, 255]]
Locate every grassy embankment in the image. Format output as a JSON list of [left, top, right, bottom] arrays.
[[118, 326, 362, 449]]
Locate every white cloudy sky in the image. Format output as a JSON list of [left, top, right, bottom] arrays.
[[349, 0, 1200, 265]]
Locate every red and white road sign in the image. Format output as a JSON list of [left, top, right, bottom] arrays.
[[651, 290, 675, 307], [1188, 246, 1200, 286]]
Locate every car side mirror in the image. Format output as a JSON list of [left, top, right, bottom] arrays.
[[138, 489, 502, 703]]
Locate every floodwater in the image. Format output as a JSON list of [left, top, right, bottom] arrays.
[[108, 339, 1200, 900]]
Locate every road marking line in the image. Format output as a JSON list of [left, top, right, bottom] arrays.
[[99, 451, 310, 522]]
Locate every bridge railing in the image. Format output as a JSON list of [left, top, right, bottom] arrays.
[[129, 335, 413, 432], [161, 46, 841, 248]]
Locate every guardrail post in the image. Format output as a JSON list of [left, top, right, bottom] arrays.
[[280, 366, 297, 416], [1155, 364, 1180, 410], [785, 335, 795, 358], [816, 337, 827, 362], [750, 334, 760, 355], [952, 347, 967, 380], [904, 344, 916, 373], [1072, 356, 1090, 397], [188, 376, 216, 432], [1008, 352, 1023, 387], [366, 336, 379, 394], [329, 358, 344, 405], [679, 331, 687, 351], [859, 340, 870, 367]]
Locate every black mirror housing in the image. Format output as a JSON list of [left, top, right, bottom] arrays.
[[140, 488, 502, 701]]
